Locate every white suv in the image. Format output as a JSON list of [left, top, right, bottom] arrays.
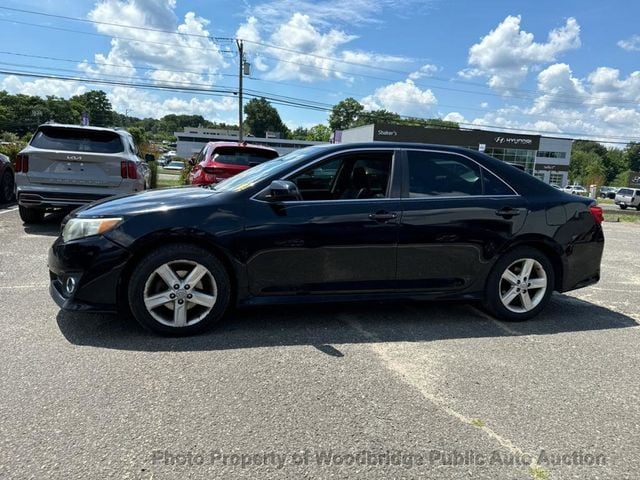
[[614, 188, 640, 210], [15, 124, 153, 223]]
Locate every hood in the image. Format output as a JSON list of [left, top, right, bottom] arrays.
[[74, 186, 217, 217]]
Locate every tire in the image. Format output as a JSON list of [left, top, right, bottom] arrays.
[[482, 247, 555, 322], [18, 205, 45, 224], [0, 170, 14, 203], [127, 244, 231, 336], [620, 205, 628, 210], [636, 205, 640, 211]]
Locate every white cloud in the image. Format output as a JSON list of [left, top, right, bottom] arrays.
[[618, 35, 640, 52], [1, 75, 87, 98], [83, 1, 227, 86], [530, 63, 587, 112], [463, 15, 581, 91], [443, 112, 465, 123], [361, 79, 437, 116], [237, 12, 409, 83], [408, 64, 439, 80]]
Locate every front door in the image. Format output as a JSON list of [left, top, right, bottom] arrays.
[[243, 149, 401, 296]]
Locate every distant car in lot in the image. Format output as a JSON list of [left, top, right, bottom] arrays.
[[49, 142, 604, 336], [163, 160, 186, 171], [563, 184, 587, 195], [599, 186, 618, 199], [614, 187, 640, 210], [15, 124, 153, 224], [188, 141, 279, 186], [0, 152, 15, 203]]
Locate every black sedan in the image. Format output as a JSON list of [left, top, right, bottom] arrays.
[[48, 143, 604, 335]]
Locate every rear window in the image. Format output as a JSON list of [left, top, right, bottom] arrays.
[[618, 188, 633, 196], [30, 127, 124, 154], [212, 147, 278, 166]]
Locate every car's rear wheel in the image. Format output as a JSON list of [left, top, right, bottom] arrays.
[[18, 205, 45, 223], [0, 170, 14, 203], [483, 247, 554, 322], [128, 244, 231, 335]]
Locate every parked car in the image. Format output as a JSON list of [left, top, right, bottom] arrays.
[[563, 184, 587, 195], [15, 124, 153, 223], [49, 142, 604, 335], [163, 160, 186, 171], [0, 152, 15, 203], [614, 187, 640, 210], [599, 186, 617, 199], [188, 141, 279, 186]]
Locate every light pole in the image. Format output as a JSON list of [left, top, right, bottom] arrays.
[[236, 39, 251, 142]]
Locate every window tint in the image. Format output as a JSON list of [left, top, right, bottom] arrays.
[[30, 127, 124, 153], [483, 169, 515, 195], [618, 188, 633, 196], [407, 151, 482, 197], [290, 151, 393, 201], [213, 147, 279, 166]]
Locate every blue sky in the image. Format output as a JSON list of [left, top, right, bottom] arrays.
[[1, 0, 640, 143]]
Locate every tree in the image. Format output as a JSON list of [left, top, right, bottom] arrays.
[[624, 142, 640, 172], [354, 109, 401, 127], [70, 90, 114, 127], [291, 126, 309, 140], [329, 98, 364, 130], [127, 126, 147, 147], [306, 124, 331, 142], [244, 97, 289, 138], [603, 148, 626, 184], [569, 150, 605, 185]]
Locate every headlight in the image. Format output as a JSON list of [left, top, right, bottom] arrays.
[[62, 217, 123, 242]]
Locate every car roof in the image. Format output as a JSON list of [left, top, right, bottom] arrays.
[[206, 141, 278, 152], [36, 123, 129, 137]]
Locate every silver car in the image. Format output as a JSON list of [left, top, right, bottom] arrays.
[[15, 124, 153, 223], [614, 187, 640, 210]]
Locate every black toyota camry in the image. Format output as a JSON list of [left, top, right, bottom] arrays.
[[48, 143, 604, 335]]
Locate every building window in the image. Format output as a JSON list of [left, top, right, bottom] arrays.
[[534, 173, 546, 181], [549, 173, 564, 186], [537, 151, 566, 159], [485, 148, 536, 174]]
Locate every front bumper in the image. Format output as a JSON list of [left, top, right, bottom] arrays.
[[48, 235, 132, 313]]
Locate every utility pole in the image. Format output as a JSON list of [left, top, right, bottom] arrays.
[[236, 39, 244, 143]]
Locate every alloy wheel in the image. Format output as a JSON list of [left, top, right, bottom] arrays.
[[143, 260, 217, 327], [498, 258, 547, 313]]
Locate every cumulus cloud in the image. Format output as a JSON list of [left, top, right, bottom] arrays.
[[462, 15, 581, 91], [408, 64, 439, 80], [617, 35, 640, 52], [1, 75, 87, 98], [530, 63, 587, 112], [237, 12, 409, 82], [443, 112, 465, 123], [361, 79, 437, 116], [81, 0, 227, 86]]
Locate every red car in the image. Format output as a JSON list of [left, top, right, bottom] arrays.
[[188, 142, 279, 186]]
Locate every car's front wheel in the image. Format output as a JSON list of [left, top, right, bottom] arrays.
[[620, 204, 628, 210], [128, 244, 231, 335], [483, 247, 554, 322]]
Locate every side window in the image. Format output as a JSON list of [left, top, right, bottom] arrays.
[[407, 151, 482, 197], [289, 151, 393, 201], [194, 146, 206, 164], [482, 169, 515, 196]]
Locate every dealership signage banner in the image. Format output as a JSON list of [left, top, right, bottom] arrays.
[[373, 123, 540, 150], [628, 171, 640, 188]]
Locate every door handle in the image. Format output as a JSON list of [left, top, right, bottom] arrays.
[[495, 207, 521, 218], [369, 211, 398, 221]]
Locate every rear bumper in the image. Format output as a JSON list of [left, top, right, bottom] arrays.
[[18, 190, 112, 209]]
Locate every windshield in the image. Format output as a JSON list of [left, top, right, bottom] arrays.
[[212, 145, 328, 192]]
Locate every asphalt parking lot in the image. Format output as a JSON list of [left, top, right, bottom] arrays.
[[1, 203, 639, 480]]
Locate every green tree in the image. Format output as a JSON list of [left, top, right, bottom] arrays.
[[329, 97, 364, 130], [291, 126, 309, 140], [70, 90, 114, 127], [570, 150, 605, 185], [354, 109, 402, 127], [623, 142, 640, 172], [127, 126, 147, 147], [306, 124, 331, 142], [603, 148, 626, 184], [244, 97, 289, 138]]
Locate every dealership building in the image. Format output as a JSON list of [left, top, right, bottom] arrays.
[[338, 123, 572, 187], [174, 127, 323, 158]]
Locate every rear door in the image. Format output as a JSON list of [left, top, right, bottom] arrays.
[[397, 149, 528, 292], [25, 126, 124, 188]]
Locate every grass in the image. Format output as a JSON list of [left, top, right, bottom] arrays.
[[156, 176, 182, 188], [603, 210, 640, 224], [529, 465, 550, 480], [470, 418, 485, 428]]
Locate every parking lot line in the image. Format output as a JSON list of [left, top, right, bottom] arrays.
[[0, 206, 18, 215]]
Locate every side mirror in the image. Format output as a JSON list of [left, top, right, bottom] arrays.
[[268, 180, 302, 201], [144, 153, 155, 162]]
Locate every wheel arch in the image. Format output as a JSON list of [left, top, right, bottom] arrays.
[[116, 230, 241, 311], [495, 235, 565, 292]]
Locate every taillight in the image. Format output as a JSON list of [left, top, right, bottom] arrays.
[[127, 162, 137, 179], [120, 160, 127, 178], [589, 205, 603, 224], [16, 154, 28, 173]]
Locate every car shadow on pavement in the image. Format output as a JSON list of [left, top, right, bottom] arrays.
[[22, 211, 67, 237], [56, 293, 638, 353], [0, 201, 16, 210]]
